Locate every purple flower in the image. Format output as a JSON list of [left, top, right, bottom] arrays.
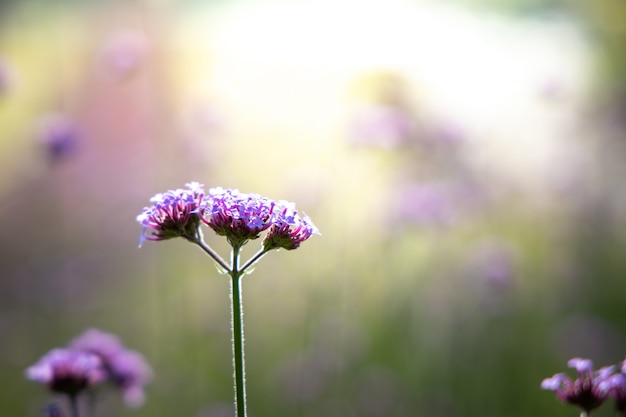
[[37, 114, 79, 164], [68, 328, 124, 358], [98, 30, 148, 80], [347, 104, 415, 149], [136, 182, 205, 246], [138, 183, 319, 250], [106, 349, 153, 407], [201, 188, 276, 247], [601, 359, 626, 416], [68, 328, 153, 407], [25, 348, 106, 397], [263, 200, 320, 251], [541, 357, 614, 412]]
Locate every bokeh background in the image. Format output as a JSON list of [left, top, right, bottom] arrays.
[[2, 0, 626, 416]]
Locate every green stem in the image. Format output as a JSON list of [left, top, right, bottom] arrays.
[[68, 394, 80, 417], [184, 228, 231, 273], [239, 247, 271, 275], [230, 245, 247, 417]]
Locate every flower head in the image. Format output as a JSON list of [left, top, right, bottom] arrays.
[[68, 328, 124, 358], [138, 183, 319, 251], [26, 348, 106, 396], [600, 358, 626, 416], [541, 357, 614, 413], [136, 182, 205, 246], [263, 200, 320, 251], [68, 328, 153, 407], [201, 188, 276, 247], [38, 114, 79, 164]]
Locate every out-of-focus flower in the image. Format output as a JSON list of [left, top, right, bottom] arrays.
[[201, 188, 276, 247], [541, 357, 614, 413], [68, 328, 153, 408], [37, 114, 78, 164], [98, 29, 148, 80], [136, 182, 205, 246], [68, 328, 124, 359], [347, 104, 416, 149], [106, 349, 153, 407], [601, 359, 626, 416], [392, 181, 478, 228], [263, 200, 320, 251], [25, 348, 106, 397]]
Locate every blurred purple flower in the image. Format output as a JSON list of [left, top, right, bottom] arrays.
[[392, 181, 477, 227], [37, 114, 78, 164], [98, 30, 148, 80], [347, 104, 415, 149], [201, 187, 276, 247], [106, 349, 153, 407], [68, 328, 124, 359], [600, 359, 626, 416], [136, 182, 205, 246], [263, 200, 320, 250], [68, 328, 153, 408], [541, 357, 614, 413], [469, 241, 517, 289], [25, 348, 106, 397]]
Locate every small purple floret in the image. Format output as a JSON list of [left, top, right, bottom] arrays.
[[25, 348, 106, 396], [541, 357, 614, 413]]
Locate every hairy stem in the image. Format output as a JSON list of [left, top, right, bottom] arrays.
[[184, 228, 231, 273], [68, 394, 80, 417], [239, 247, 271, 275], [230, 245, 247, 417]]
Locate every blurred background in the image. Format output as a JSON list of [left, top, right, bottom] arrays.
[[2, 0, 626, 416]]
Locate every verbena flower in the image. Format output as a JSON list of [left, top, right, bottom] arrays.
[[68, 328, 124, 358], [69, 328, 153, 407], [601, 359, 626, 416], [25, 349, 106, 397], [263, 200, 320, 251], [541, 357, 614, 413], [201, 187, 276, 247], [137, 183, 319, 251], [37, 114, 79, 164], [136, 182, 205, 246]]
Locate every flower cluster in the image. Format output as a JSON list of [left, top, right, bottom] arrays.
[[136, 181, 204, 246], [26, 349, 106, 397], [26, 328, 152, 408], [136, 182, 319, 250], [201, 187, 276, 247], [541, 357, 626, 415], [68, 328, 153, 407], [263, 200, 320, 250]]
